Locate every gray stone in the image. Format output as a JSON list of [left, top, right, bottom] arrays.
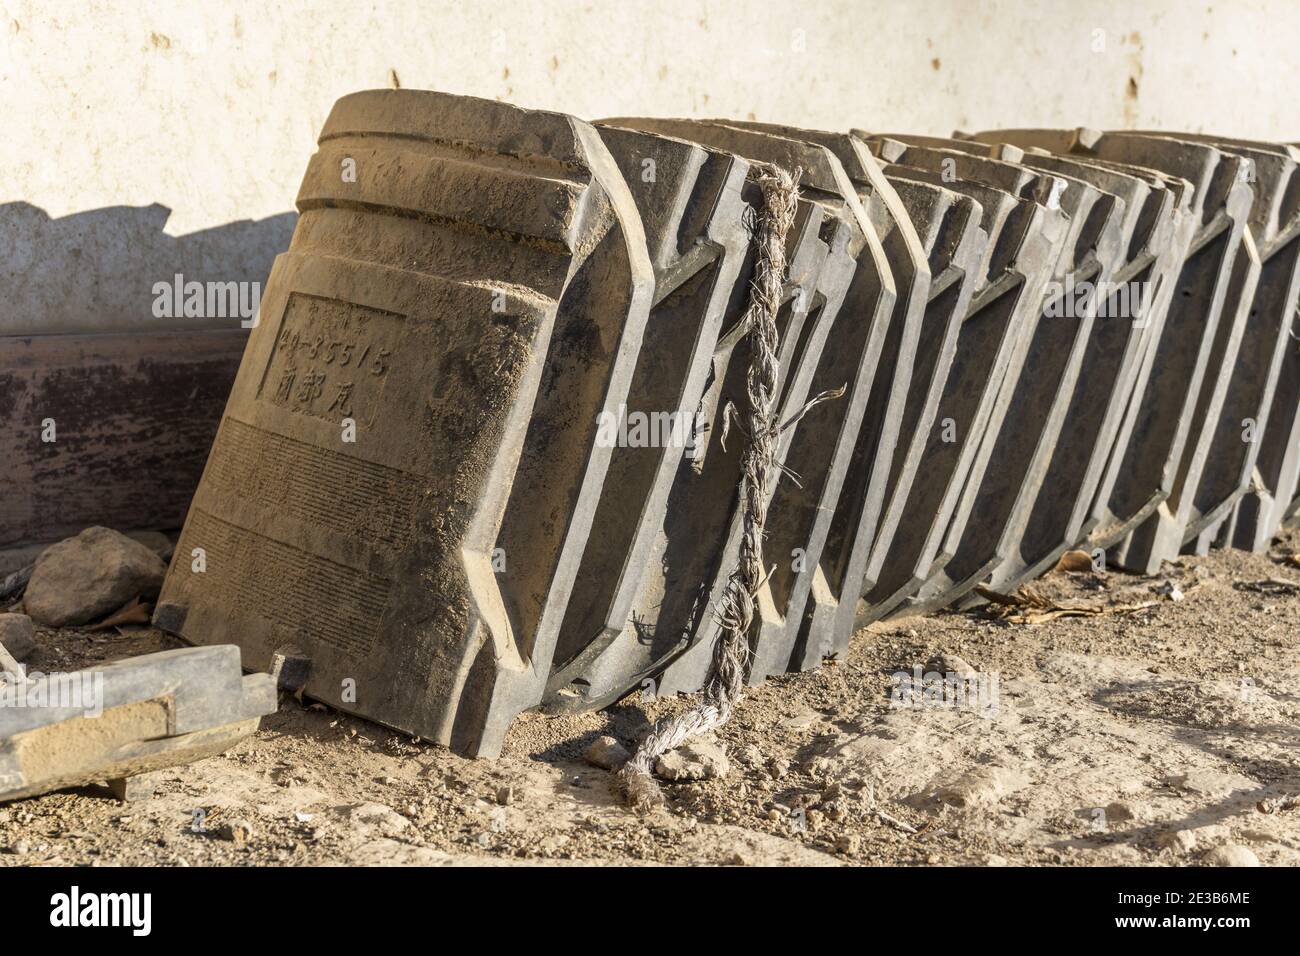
[[24, 526, 166, 627], [0, 614, 35, 662], [927, 652, 977, 677]]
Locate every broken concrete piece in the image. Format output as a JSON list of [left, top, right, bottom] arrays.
[[269, 645, 311, 693], [0, 645, 275, 804], [0, 614, 35, 663], [23, 526, 166, 627]]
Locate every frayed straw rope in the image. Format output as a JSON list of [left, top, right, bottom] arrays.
[[619, 164, 801, 810]]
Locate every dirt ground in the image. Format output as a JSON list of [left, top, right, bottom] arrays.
[[2, 527, 1299, 867]]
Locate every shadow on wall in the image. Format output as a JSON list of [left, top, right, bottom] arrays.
[[0, 202, 296, 334], [0, 202, 296, 553]]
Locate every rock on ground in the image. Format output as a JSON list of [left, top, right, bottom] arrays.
[[654, 740, 729, 782], [930, 765, 1030, 809], [1158, 829, 1198, 854], [1203, 844, 1261, 867], [23, 527, 167, 627], [0, 614, 36, 661], [926, 652, 978, 677], [217, 818, 254, 849], [584, 736, 630, 771], [337, 802, 410, 838]]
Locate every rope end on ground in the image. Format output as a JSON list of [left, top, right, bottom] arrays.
[[617, 765, 666, 811]]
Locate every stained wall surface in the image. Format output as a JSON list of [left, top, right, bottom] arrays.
[[2, 0, 1296, 333]]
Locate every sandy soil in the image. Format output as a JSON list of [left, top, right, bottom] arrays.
[[2, 528, 1298, 867]]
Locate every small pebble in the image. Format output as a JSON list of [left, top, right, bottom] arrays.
[[834, 833, 860, 855], [584, 736, 630, 771], [217, 819, 254, 849]]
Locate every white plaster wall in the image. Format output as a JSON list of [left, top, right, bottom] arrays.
[[1, 0, 1296, 333]]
